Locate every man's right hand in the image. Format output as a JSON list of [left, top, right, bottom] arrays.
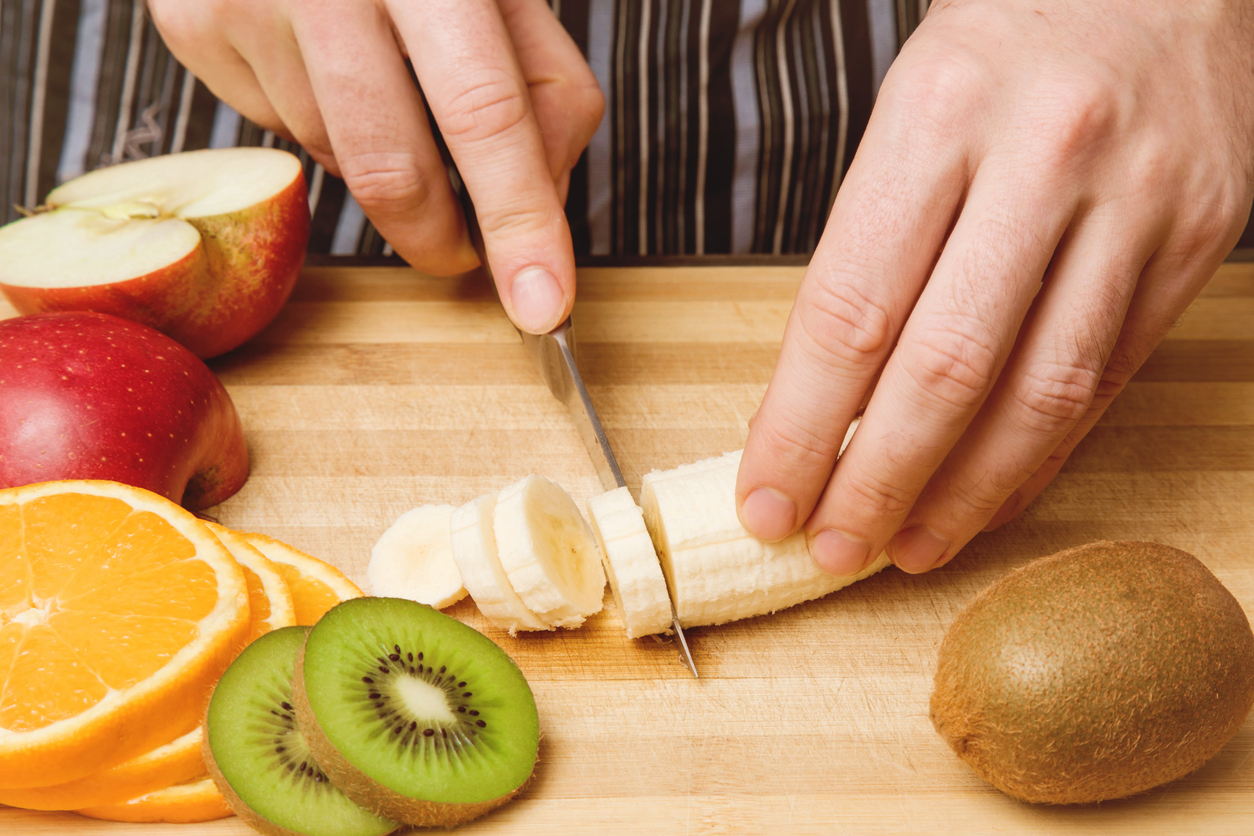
[[150, 0, 603, 335]]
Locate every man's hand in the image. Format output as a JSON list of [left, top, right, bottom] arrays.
[[150, 0, 603, 334], [737, 0, 1254, 573]]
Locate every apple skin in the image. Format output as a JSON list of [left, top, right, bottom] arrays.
[[0, 311, 249, 510], [0, 173, 309, 359]]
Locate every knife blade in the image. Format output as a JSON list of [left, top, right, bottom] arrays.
[[455, 181, 698, 678]]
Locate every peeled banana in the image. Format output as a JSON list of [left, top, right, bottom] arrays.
[[448, 493, 551, 634], [640, 448, 890, 628], [367, 417, 882, 639], [493, 475, 606, 629], [367, 504, 467, 609], [586, 487, 672, 639]]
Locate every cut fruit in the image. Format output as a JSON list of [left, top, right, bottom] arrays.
[[449, 494, 550, 634], [0, 726, 205, 811], [205, 626, 398, 836], [368, 504, 466, 609], [240, 532, 363, 624], [0, 147, 310, 358], [0, 311, 250, 511], [206, 522, 297, 645], [0, 522, 296, 810], [0, 480, 249, 788], [640, 450, 890, 628], [586, 487, 672, 639], [492, 475, 606, 629], [75, 776, 233, 823], [293, 597, 539, 828]]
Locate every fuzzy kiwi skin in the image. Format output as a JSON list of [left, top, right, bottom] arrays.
[[930, 540, 1254, 804], [291, 643, 533, 829]]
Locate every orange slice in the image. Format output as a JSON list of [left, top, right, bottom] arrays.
[[0, 726, 205, 811], [239, 532, 363, 624], [0, 524, 297, 810], [206, 522, 297, 645], [0, 480, 249, 788], [76, 775, 233, 823]]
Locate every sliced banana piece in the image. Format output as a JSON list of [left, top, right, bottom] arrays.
[[493, 475, 606, 629], [640, 448, 889, 628], [586, 487, 672, 639], [449, 493, 550, 634], [367, 504, 466, 609]]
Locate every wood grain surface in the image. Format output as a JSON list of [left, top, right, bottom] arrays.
[[4, 261, 1254, 835]]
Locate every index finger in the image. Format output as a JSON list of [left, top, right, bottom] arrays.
[[735, 80, 969, 542], [392, 0, 576, 334]]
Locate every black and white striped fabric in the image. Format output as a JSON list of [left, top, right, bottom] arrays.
[[14, 0, 1143, 260]]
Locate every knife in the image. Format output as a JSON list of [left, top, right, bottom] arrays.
[[454, 181, 698, 678]]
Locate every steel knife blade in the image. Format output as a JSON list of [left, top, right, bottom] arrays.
[[456, 183, 697, 678]]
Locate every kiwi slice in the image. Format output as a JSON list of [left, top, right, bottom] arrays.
[[203, 626, 398, 836], [292, 597, 539, 828]]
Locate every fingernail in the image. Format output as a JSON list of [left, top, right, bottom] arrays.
[[809, 529, 872, 576], [740, 487, 796, 541], [889, 525, 951, 574], [510, 266, 564, 333]]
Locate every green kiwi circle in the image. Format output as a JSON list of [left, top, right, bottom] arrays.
[[301, 597, 540, 806], [205, 626, 398, 836]]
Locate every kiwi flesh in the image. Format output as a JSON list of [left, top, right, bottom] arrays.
[[930, 540, 1254, 804], [292, 597, 539, 828], [203, 626, 399, 836]]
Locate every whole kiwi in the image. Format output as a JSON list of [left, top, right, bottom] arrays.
[[930, 540, 1254, 804]]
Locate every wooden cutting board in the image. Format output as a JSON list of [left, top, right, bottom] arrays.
[[4, 261, 1254, 835]]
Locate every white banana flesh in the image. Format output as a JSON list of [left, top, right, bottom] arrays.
[[367, 504, 467, 609], [640, 446, 890, 628], [586, 487, 672, 639], [448, 494, 550, 634], [493, 475, 606, 629]]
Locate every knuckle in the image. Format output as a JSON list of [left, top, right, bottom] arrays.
[[476, 203, 563, 240], [1178, 176, 1251, 248], [950, 466, 1030, 519], [1021, 78, 1119, 171], [440, 70, 531, 145], [563, 68, 606, 127], [1012, 359, 1101, 434], [148, 0, 211, 44], [1123, 135, 1175, 195], [905, 325, 999, 412], [1092, 349, 1137, 404], [338, 154, 433, 212], [796, 278, 894, 370], [885, 55, 986, 134], [753, 406, 842, 468], [844, 470, 915, 518]]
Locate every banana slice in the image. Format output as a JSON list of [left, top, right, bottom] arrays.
[[493, 475, 606, 629], [367, 504, 466, 609], [449, 493, 550, 634], [586, 487, 672, 639], [640, 447, 890, 628]]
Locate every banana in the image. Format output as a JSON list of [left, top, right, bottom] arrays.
[[586, 487, 672, 639], [639, 444, 889, 628], [367, 504, 467, 609], [493, 475, 606, 629], [448, 493, 550, 634]]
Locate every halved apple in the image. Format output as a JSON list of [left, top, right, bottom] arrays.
[[0, 147, 309, 358]]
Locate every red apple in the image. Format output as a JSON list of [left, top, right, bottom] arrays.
[[0, 147, 309, 359], [0, 311, 249, 510]]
